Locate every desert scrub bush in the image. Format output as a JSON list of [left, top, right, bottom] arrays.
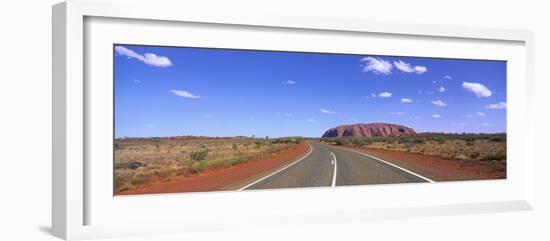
[[402, 141, 416, 148], [227, 155, 246, 167], [130, 175, 144, 186], [191, 160, 209, 173], [482, 152, 506, 161], [320, 137, 334, 143], [209, 154, 247, 169], [350, 138, 366, 147], [190, 150, 208, 161], [490, 136, 506, 142], [254, 141, 265, 149], [270, 137, 303, 145]]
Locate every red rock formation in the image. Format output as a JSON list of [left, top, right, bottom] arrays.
[[321, 123, 416, 138]]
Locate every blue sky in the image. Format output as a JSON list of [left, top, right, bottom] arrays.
[[114, 44, 506, 138]]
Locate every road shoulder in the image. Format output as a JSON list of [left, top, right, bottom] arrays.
[[116, 142, 312, 195], [332, 145, 506, 181]]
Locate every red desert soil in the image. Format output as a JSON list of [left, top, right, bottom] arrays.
[[342, 146, 506, 181], [117, 142, 311, 195]]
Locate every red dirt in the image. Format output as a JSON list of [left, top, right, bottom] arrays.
[[342, 146, 506, 181], [116, 142, 311, 195]]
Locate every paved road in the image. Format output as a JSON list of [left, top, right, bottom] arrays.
[[241, 142, 432, 190]]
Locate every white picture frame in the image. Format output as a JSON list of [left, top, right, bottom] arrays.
[[52, 0, 535, 240]]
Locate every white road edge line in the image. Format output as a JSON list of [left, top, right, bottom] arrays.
[[331, 152, 337, 187], [332, 146, 435, 183], [238, 143, 314, 191]]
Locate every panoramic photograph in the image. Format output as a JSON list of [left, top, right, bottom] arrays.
[[113, 44, 507, 195]]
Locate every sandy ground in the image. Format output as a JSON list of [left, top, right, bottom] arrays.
[[116, 142, 311, 195]]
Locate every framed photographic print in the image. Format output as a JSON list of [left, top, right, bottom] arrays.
[[113, 45, 507, 195], [53, 0, 535, 240]]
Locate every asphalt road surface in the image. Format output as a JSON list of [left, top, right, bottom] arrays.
[[240, 142, 433, 190]]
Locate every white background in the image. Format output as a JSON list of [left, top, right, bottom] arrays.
[[0, 0, 548, 240]]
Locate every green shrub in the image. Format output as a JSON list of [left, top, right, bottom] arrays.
[[190, 150, 208, 161], [130, 176, 144, 186], [413, 139, 425, 144], [227, 155, 245, 166], [191, 160, 209, 173]]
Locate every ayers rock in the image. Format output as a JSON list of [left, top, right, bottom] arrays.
[[321, 123, 416, 138]]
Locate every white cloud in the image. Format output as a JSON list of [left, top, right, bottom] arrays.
[[414, 66, 427, 74], [485, 102, 507, 109], [432, 114, 441, 118], [462, 82, 492, 98], [145, 124, 154, 128], [481, 123, 491, 126], [431, 100, 447, 107], [444, 75, 452, 80], [378, 91, 392, 98], [393, 60, 415, 73], [477, 112, 485, 117], [133, 79, 141, 83], [401, 98, 413, 103], [284, 113, 293, 117], [249, 117, 255, 120], [115, 46, 172, 67], [413, 116, 421, 119], [459, 122, 467, 126], [370, 93, 377, 98], [393, 60, 427, 74], [171, 90, 200, 99], [308, 118, 316, 122], [360, 57, 393, 75], [282, 80, 296, 85], [320, 108, 336, 114], [391, 112, 405, 115], [464, 114, 474, 118], [437, 86, 446, 92], [204, 114, 212, 118]]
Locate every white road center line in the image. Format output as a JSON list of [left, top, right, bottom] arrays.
[[238, 143, 314, 191], [331, 152, 337, 187]]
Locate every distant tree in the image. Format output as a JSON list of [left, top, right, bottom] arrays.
[[266, 136, 269, 140]]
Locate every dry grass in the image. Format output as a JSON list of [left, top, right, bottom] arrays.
[[320, 133, 506, 162], [114, 136, 301, 192], [366, 139, 506, 161]]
